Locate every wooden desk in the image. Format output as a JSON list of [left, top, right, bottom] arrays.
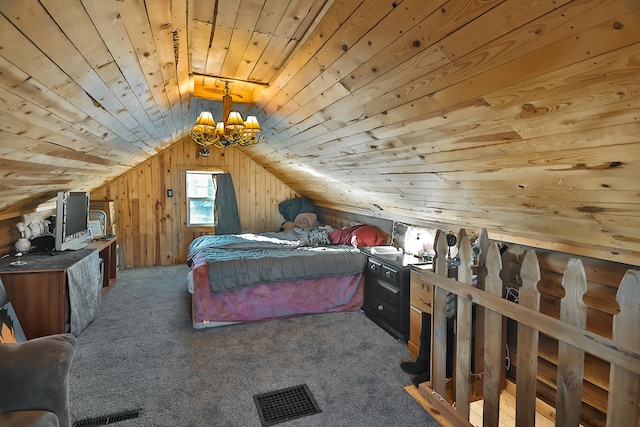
[[0, 237, 117, 338], [408, 265, 433, 356], [86, 237, 118, 294]]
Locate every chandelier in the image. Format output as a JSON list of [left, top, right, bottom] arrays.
[[190, 82, 263, 154]]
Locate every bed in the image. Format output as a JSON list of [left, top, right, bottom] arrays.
[[186, 225, 387, 329]]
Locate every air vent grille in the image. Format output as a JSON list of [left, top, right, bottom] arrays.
[[253, 384, 321, 426], [72, 409, 142, 427]]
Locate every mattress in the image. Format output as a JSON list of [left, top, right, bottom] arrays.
[[186, 228, 367, 328]]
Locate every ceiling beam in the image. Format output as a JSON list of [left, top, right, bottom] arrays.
[[190, 74, 268, 104]]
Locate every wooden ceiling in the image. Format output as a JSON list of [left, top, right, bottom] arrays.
[[0, 0, 638, 261]]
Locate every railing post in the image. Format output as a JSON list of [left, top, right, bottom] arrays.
[[483, 242, 503, 427], [556, 258, 587, 426], [431, 230, 450, 400], [606, 270, 640, 427], [515, 250, 541, 427], [455, 230, 473, 419], [473, 228, 490, 400]]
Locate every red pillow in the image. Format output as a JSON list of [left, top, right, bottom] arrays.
[[328, 225, 387, 247]]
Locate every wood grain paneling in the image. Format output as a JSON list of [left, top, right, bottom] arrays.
[[90, 136, 298, 268], [0, 0, 638, 265]]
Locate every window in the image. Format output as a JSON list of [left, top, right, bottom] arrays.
[[186, 172, 217, 227]]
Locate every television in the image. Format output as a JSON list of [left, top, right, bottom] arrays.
[[55, 191, 91, 251]]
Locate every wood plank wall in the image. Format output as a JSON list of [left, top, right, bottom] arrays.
[[87, 137, 298, 268]]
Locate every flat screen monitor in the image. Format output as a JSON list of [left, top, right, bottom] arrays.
[[55, 191, 91, 251]]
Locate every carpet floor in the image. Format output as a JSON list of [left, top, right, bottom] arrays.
[[69, 264, 439, 427]]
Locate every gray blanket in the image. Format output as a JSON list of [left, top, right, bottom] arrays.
[[67, 250, 101, 336], [187, 232, 365, 294]]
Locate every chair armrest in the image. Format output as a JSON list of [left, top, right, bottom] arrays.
[[0, 334, 76, 427]]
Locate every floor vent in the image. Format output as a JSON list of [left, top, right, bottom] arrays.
[[72, 409, 142, 427], [253, 384, 321, 426]]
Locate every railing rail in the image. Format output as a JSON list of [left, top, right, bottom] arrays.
[[419, 229, 640, 427]]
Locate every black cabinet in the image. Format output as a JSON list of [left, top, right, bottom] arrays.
[[362, 252, 412, 340]]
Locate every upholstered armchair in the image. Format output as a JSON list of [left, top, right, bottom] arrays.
[[0, 278, 76, 427]]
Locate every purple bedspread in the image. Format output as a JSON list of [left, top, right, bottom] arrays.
[[192, 263, 364, 325]]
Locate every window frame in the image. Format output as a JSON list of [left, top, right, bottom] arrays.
[[185, 170, 218, 228]]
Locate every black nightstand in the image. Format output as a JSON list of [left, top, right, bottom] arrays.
[[361, 248, 424, 340]]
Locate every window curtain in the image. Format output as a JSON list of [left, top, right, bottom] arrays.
[[213, 173, 241, 235]]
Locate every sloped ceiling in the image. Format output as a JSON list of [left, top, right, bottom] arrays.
[[0, 0, 639, 260]]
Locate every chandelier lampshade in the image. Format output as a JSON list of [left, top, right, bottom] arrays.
[[190, 82, 263, 152], [244, 116, 261, 131]]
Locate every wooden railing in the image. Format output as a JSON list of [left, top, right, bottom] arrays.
[[419, 229, 640, 427]]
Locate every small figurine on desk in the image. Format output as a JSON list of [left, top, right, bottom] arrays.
[[9, 252, 27, 266], [15, 222, 32, 253], [14, 220, 54, 254]]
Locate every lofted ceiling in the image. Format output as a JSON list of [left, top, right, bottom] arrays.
[[0, 0, 639, 260]]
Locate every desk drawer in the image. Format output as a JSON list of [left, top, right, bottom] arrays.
[[381, 265, 399, 284], [410, 279, 432, 314], [366, 277, 399, 308], [367, 258, 382, 277], [365, 293, 399, 328]]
